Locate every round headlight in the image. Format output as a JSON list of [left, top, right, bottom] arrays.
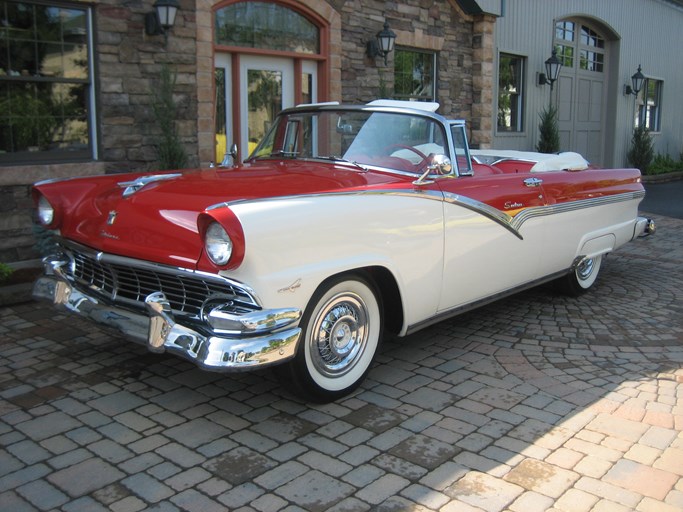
[[205, 222, 233, 266], [37, 195, 55, 226]]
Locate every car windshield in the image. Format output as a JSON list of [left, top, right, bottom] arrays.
[[249, 109, 449, 173]]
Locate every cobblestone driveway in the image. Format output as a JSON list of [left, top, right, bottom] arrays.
[[1, 214, 682, 512]]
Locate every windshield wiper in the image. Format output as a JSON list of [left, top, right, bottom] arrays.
[[315, 155, 367, 172], [270, 150, 299, 158]]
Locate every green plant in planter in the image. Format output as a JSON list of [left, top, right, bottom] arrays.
[[627, 125, 654, 174], [536, 105, 560, 154], [0, 263, 13, 285], [150, 65, 189, 171]]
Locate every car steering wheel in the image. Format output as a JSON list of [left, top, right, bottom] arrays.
[[383, 144, 429, 169]]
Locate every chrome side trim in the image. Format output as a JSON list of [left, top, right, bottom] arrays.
[[510, 191, 646, 231], [207, 188, 645, 242], [440, 192, 521, 239]]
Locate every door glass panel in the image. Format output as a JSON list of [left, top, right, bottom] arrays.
[[302, 72, 313, 104], [214, 67, 227, 162], [247, 69, 282, 155]]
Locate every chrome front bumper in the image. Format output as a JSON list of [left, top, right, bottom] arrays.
[[32, 274, 302, 371]]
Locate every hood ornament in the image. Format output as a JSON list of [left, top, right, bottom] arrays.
[[118, 173, 182, 198], [107, 210, 117, 225]]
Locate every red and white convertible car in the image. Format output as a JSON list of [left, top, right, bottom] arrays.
[[32, 100, 655, 402]]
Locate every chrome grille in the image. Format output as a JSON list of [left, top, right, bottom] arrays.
[[67, 247, 259, 318]]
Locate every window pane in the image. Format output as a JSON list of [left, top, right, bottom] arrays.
[[247, 69, 282, 154], [497, 54, 524, 132], [215, 2, 319, 54], [636, 79, 662, 131], [555, 21, 574, 41], [580, 26, 604, 48], [393, 49, 435, 101], [579, 50, 603, 72], [302, 72, 313, 104], [554, 44, 574, 67], [0, 1, 92, 163], [214, 67, 227, 162], [0, 81, 88, 152]]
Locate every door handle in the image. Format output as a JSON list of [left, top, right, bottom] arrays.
[[524, 177, 543, 187]]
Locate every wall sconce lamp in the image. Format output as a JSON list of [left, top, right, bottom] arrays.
[[145, 0, 180, 39], [624, 65, 645, 95], [538, 49, 562, 91], [366, 21, 397, 66]]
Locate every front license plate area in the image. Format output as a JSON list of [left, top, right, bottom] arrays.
[[148, 315, 171, 352]]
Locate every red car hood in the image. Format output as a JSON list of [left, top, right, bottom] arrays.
[[36, 160, 408, 268]]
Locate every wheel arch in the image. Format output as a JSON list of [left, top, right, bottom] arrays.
[[309, 265, 404, 337]]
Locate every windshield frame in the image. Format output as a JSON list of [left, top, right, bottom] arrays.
[[246, 104, 464, 178]]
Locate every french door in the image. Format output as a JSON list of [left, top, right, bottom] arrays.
[[215, 53, 317, 163]]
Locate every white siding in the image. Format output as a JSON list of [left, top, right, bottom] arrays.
[[491, 0, 683, 167]]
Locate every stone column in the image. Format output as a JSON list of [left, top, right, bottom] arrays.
[[470, 13, 495, 149]]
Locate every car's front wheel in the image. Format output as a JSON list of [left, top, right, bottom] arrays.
[[557, 254, 603, 296], [277, 274, 382, 403]]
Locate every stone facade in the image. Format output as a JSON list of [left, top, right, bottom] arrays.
[[0, 0, 493, 266], [96, 1, 200, 174]]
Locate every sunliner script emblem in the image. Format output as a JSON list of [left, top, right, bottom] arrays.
[[107, 210, 117, 225], [504, 201, 524, 209]]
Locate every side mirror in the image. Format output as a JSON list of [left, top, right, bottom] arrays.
[[428, 154, 452, 175], [413, 154, 453, 186], [220, 143, 239, 167]]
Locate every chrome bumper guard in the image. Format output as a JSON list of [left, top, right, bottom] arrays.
[[633, 216, 656, 239], [32, 269, 302, 371]]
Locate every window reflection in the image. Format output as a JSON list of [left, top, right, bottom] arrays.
[[393, 49, 435, 101], [497, 54, 524, 132], [215, 2, 319, 54], [0, 1, 92, 162]]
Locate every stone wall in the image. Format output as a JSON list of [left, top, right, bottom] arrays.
[[336, 0, 493, 147], [0, 0, 494, 266], [0, 1, 199, 264], [0, 162, 106, 263], [96, 0, 199, 174]]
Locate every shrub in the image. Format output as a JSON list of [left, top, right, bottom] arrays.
[[536, 105, 560, 154], [0, 263, 13, 285], [32, 224, 58, 256], [626, 125, 654, 174], [151, 65, 188, 171], [649, 153, 683, 175]]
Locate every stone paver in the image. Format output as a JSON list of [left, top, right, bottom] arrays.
[[0, 214, 682, 510]]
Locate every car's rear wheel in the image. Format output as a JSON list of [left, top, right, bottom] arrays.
[[276, 274, 382, 403], [557, 254, 603, 296]]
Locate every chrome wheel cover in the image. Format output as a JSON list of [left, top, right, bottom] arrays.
[[310, 292, 369, 378], [576, 257, 595, 281]]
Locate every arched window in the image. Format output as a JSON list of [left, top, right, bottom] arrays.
[[215, 2, 319, 54]]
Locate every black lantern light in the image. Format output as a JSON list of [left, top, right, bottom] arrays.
[[624, 65, 645, 95], [538, 49, 562, 91], [145, 0, 181, 39], [367, 21, 396, 66]]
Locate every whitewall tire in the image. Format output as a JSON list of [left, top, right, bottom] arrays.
[[277, 274, 382, 403]]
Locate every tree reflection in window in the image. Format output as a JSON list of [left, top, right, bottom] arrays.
[[0, 1, 91, 162], [393, 49, 435, 102], [215, 2, 319, 54], [497, 54, 524, 132]]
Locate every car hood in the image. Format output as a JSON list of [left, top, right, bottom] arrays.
[[36, 160, 408, 268]]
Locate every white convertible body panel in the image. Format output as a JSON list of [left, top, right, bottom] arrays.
[[225, 192, 446, 330]]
